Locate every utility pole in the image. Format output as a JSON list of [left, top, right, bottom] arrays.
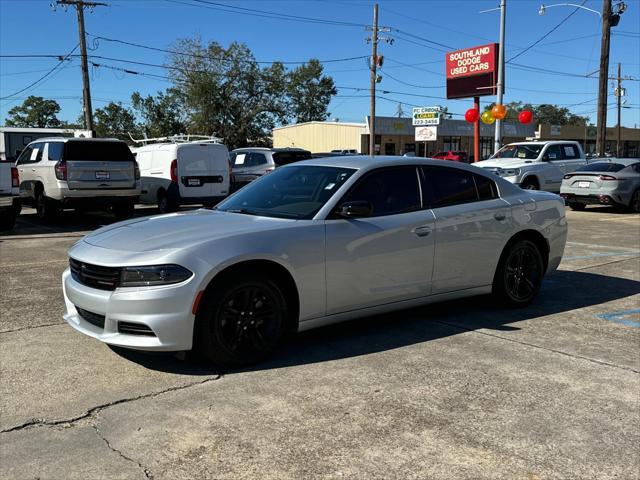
[[55, 0, 107, 135], [493, 0, 506, 154], [596, 0, 612, 156], [368, 4, 379, 156], [616, 62, 622, 157]]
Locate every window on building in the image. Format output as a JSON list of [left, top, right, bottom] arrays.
[[443, 136, 461, 151], [404, 143, 416, 154]]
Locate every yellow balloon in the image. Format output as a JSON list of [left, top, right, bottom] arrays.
[[481, 110, 495, 125]]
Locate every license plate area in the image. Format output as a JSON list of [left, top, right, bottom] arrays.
[[577, 181, 590, 188], [187, 178, 201, 186], [95, 171, 110, 180]]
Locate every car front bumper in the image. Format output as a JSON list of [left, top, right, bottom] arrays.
[[62, 268, 198, 351]]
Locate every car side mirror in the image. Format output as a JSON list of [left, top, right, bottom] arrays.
[[338, 201, 373, 218]]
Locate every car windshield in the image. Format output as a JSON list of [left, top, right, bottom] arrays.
[[577, 162, 628, 172], [216, 165, 356, 219], [490, 144, 543, 160]]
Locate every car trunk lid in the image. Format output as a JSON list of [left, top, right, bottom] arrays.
[[64, 140, 136, 190]]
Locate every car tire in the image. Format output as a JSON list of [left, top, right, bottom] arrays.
[[113, 201, 135, 220], [568, 202, 586, 211], [157, 190, 177, 214], [0, 209, 17, 231], [194, 273, 288, 367], [492, 239, 544, 307], [629, 189, 640, 213], [35, 190, 59, 222], [520, 178, 539, 190]]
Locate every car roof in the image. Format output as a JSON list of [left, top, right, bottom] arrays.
[[291, 155, 488, 172], [232, 147, 309, 153], [506, 140, 579, 146], [28, 137, 123, 144]]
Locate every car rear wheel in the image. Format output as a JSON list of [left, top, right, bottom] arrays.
[[492, 240, 544, 307], [157, 190, 177, 214], [630, 189, 640, 213], [194, 274, 288, 366], [568, 202, 586, 211], [36, 190, 59, 222]]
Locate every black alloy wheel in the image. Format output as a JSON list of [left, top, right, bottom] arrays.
[[36, 190, 59, 222], [630, 189, 640, 213], [520, 178, 539, 190], [493, 240, 543, 307], [195, 275, 288, 366]]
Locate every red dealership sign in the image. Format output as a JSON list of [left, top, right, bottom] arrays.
[[446, 43, 497, 79], [446, 43, 499, 99]]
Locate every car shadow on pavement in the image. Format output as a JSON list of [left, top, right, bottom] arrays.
[[109, 269, 640, 375]]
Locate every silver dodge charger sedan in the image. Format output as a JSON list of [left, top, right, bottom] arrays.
[[560, 158, 640, 212], [63, 156, 567, 366]]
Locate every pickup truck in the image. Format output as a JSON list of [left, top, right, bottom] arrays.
[[0, 161, 20, 230], [474, 140, 587, 192]]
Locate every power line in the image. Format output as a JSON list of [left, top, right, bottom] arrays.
[[0, 45, 78, 100], [506, 0, 588, 63], [86, 32, 369, 65]]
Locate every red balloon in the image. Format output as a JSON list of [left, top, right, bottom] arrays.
[[465, 108, 479, 123], [519, 110, 533, 124]]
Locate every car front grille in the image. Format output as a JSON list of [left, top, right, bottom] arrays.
[[70, 258, 121, 290], [118, 321, 156, 337], [75, 306, 106, 329]]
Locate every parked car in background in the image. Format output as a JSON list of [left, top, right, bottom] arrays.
[[16, 138, 141, 222], [432, 151, 468, 163], [230, 147, 311, 187], [0, 127, 92, 162], [330, 149, 358, 155], [63, 156, 567, 366], [312, 152, 351, 158], [0, 161, 20, 230], [560, 158, 640, 212], [474, 140, 587, 191], [134, 141, 230, 213]]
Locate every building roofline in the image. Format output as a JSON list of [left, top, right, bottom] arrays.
[[273, 121, 365, 130]]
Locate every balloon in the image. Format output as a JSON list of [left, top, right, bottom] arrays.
[[481, 110, 495, 125], [519, 110, 533, 124], [491, 104, 507, 120], [465, 108, 479, 123]]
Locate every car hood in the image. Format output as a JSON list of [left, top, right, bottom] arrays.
[[82, 209, 294, 253], [474, 158, 538, 169]]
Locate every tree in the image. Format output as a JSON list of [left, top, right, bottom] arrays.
[[93, 102, 140, 140], [287, 59, 336, 123], [131, 88, 186, 138], [483, 101, 587, 126], [5, 96, 62, 127]]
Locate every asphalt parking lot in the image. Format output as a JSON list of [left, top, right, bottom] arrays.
[[1, 206, 639, 480]]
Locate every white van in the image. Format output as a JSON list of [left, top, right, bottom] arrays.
[[134, 142, 231, 212]]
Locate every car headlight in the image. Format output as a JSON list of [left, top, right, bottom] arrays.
[[499, 168, 520, 177], [120, 265, 192, 287]]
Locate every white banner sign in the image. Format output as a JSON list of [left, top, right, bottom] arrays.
[[412, 106, 441, 126], [415, 126, 438, 142]]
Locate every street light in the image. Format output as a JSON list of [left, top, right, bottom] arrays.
[[538, 3, 601, 17]]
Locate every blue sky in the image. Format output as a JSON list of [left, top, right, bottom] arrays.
[[1, 0, 639, 127]]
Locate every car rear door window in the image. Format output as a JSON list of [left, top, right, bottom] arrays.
[[47, 142, 64, 161], [544, 145, 564, 161], [561, 144, 579, 159], [422, 167, 479, 208], [342, 166, 421, 216], [248, 152, 267, 167], [15, 146, 34, 165], [474, 174, 498, 200]]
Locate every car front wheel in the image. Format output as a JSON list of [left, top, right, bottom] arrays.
[[492, 240, 544, 307], [630, 189, 640, 213], [194, 274, 288, 366], [520, 178, 539, 190]]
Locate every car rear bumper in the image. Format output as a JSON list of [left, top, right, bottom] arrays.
[[560, 193, 616, 206], [62, 268, 197, 351], [0, 194, 17, 207]]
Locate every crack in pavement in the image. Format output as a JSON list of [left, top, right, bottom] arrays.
[[432, 320, 640, 374], [92, 424, 154, 479], [0, 322, 65, 334], [1, 374, 223, 434]]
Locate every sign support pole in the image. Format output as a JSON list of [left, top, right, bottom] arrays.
[[474, 96, 480, 162], [494, 0, 506, 154]]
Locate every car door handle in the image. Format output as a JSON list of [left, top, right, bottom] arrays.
[[412, 226, 432, 237], [494, 213, 506, 221]]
